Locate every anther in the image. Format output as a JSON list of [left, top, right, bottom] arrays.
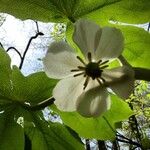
[[78, 66, 85, 70], [70, 69, 81, 72], [87, 52, 92, 62], [100, 60, 109, 66], [97, 59, 102, 64], [96, 78, 102, 85], [83, 76, 90, 90], [100, 65, 109, 69], [99, 77, 105, 83], [76, 56, 86, 66], [73, 72, 84, 77]]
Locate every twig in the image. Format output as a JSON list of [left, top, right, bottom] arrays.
[[103, 116, 141, 148], [19, 32, 44, 69], [6, 47, 22, 60], [0, 42, 4, 48], [35, 21, 40, 33], [116, 138, 141, 147]]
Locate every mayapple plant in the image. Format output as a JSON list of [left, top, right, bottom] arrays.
[[43, 19, 135, 117]]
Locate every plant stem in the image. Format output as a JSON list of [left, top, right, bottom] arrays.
[[20, 98, 55, 111], [133, 67, 150, 81]]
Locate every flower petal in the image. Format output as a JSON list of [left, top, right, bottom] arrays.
[[95, 27, 124, 61], [53, 76, 85, 111], [76, 86, 111, 118], [73, 19, 102, 58], [102, 66, 134, 99], [43, 41, 82, 79]]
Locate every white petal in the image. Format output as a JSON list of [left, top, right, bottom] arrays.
[[53, 76, 85, 111], [95, 27, 124, 61], [43, 41, 82, 79], [102, 66, 134, 99], [76, 86, 111, 118], [73, 19, 102, 58]]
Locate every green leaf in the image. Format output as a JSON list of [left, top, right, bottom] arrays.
[[120, 26, 150, 68], [1, 0, 149, 24], [75, 0, 150, 24], [0, 48, 12, 97], [0, 108, 24, 150], [0, 0, 78, 22], [9, 66, 58, 104], [51, 95, 133, 140], [0, 48, 58, 105], [25, 112, 84, 150]]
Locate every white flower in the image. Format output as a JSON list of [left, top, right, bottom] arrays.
[[43, 19, 134, 117]]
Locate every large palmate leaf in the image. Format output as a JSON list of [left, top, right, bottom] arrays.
[[120, 26, 150, 68], [0, 0, 149, 24], [0, 0, 78, 22], [79, 0, 150, 25], [0, 107, 24, 150], [51, 95, 133, 140], [25, 112, 84, 150]]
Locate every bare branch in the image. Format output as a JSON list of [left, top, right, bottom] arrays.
[[6, 46, 22, 60], [19, 31, 44, 69], [0, 42, 4, 48]]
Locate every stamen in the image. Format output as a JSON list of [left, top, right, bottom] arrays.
[[100, 60, 109, 66], [76, 56, 86, 66], [96, 78, 102, 85], [70, 69, 82, 72], [100, 65, 109, 69], [73, 72, 85, 77], [97, 59, 102, 64], [78, 66, 85, 70], [99, 77, 105, 83], [87, 52, 92, 62], [83, 76, 90, 90]]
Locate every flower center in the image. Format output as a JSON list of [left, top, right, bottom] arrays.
[[71, 52, 109, 89], [85, 62, 102, 79]]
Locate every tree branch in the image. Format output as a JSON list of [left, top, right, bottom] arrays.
[[19, 31, 44, 69], [0, 42, 4, 48], [116, 138, 141, 147], [6, 47, 22, 60]]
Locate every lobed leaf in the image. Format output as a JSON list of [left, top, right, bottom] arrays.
[[25, 112, 84, 150], [51, 95, 133, 140], [0, 0, 149, 24]]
